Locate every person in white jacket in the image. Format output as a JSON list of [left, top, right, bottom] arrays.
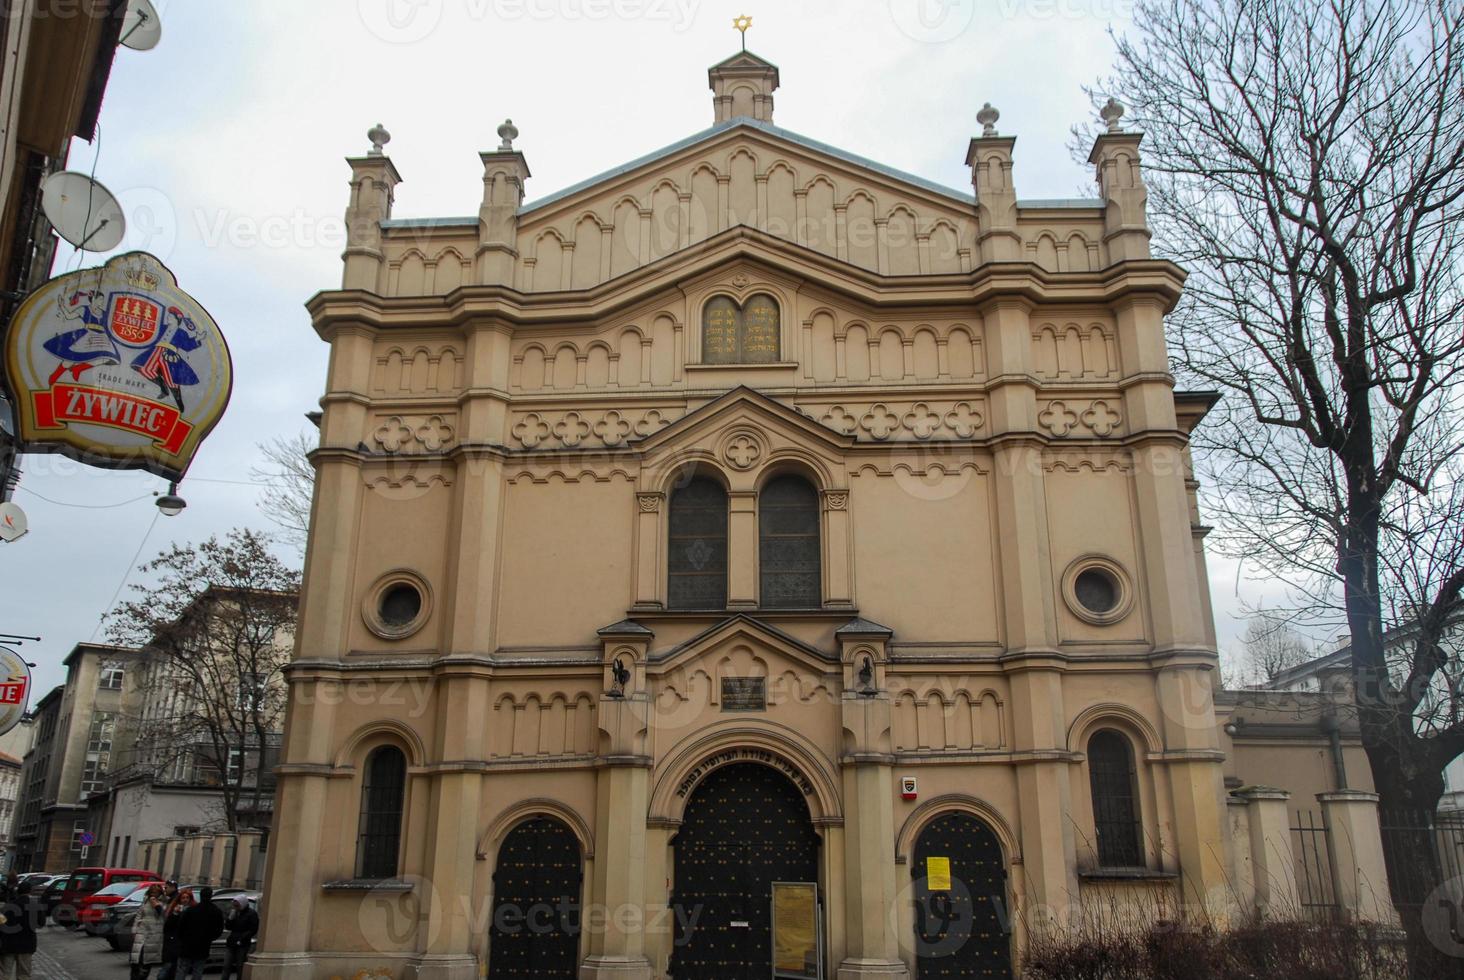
[[130, 884, 167, 980]]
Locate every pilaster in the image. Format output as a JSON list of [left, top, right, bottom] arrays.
[[582, 684, 654, 980], [443, 321, 512, 656], [838, 690, 909, 980], [727, 489, 757, 608]]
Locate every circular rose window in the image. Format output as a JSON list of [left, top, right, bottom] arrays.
[[363, 571, 432, 640], [1061, 557, 1133, 625]]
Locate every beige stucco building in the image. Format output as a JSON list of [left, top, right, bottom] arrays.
[[254, 52, 1394, 980]]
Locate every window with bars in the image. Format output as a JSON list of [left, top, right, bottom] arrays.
[[356, 745, 407, 879], [237, 671, 268, 712], [667, 478, 728, 610], [80, 711, 116, 796], [758, 476, 821, 608], [1088, 728, 1144, 868]]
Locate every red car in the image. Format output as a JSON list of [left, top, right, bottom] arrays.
[[56, 868, 161, 927], [78, 881, 158, 932]]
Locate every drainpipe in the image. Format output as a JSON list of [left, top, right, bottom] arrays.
[[1320, 712, 1348, 790]]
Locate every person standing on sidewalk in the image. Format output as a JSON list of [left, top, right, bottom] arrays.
[[220, 894, 257, 980], [0, 880, 46, 980], [175, 887, 223, 980], [130, 884, 167, 980]]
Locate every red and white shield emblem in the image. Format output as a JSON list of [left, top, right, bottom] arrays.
[[109, 293, 161, 346]]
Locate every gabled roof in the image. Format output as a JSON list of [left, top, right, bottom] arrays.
[[651, 614, 837, 670], [633, 385, 855, 454], [383, 117, 984, 234], [835, 617, 894, 639], [709, 49, 780, 72], [524, 117, 973, 214]]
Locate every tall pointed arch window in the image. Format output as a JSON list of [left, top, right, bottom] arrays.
[[668, 478, 728, 610], [1088, 729, 1143, 867], [702, 294, 780, 364], [758, 475, 821, 608], [356, 745, 407, 879]]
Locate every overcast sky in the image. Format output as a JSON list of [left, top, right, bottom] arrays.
[[1, 0, 1290, 700]]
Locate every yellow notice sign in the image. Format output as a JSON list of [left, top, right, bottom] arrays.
[[927, 856, 952, 891], [772, 882, 819, 978]]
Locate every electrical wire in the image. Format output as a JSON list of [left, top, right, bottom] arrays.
[[67, 121, 104, 276], [19, 486, 153, 509], [89, 508, 159, 643]]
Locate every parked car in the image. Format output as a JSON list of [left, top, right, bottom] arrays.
[[54, 867, 161, 927], [103, 881, 209, 952], [81, 881, 159, 935], [41, 875, 70, 918], [14, 872, 57, 889]]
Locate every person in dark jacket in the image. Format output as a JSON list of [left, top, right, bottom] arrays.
[[176, 887, 224, 980], [156, 888, 193, 980], [0, 880, 45, 979], [220, 894, 258, 980]]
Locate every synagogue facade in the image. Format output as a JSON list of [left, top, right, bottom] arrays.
[[253, 51, 1387, 980]]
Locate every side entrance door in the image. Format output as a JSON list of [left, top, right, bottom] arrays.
[[912, 812, 1013, 979], [488, 817, 582, 979]]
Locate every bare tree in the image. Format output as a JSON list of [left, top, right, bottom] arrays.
[[107, 528, 300, 831], [1240, 614, 1317, 686], [1097, 0, 1464, 965], [251, 431, 317, 552]]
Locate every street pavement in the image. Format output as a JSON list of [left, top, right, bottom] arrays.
[[29, 924, 132, 978]]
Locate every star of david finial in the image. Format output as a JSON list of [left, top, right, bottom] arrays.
[[733, 14, 752, 50]]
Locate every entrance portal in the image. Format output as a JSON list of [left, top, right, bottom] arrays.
[[488, 816, 582, 979], [911, 812, 1012, 979], [671, 761, 820, 980]]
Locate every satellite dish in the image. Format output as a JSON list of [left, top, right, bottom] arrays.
[[0, 502, 28, 543], [120, 0, 163, 51], [40, 171, 126, 252]]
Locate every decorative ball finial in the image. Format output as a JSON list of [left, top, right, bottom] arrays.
[[497, 118, 519, 151], [1100, 98, 1125, 133], [367, 123, 391, 156], [976, 102, 1000, 137]]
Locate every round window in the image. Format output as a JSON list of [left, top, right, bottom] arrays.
[[379, 584, 423, 627], [362, 571, 432, 640], [1061, 557, 1133, 625], [1074, 568, 1119, 615]]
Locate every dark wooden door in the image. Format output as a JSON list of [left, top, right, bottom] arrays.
[[912, 812, 1012, 979], [488, 817, 582, 979], [671, 762, 820, 980]]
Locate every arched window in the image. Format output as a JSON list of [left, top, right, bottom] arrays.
[[759, 476, 821, 608], [1088, 729, 1142, 867], [356, 745, 407, 879], [668, 477, 728, 610], [702, 294, 780, 364]]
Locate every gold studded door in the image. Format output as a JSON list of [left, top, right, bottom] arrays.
[[912, 813, 1012, 979], [671, 762, 821, 980], [488, 817, 582, 979]]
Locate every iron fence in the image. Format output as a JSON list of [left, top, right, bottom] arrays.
[[1291, 809, 1339, 920], [1380, 808, 1464, 917]]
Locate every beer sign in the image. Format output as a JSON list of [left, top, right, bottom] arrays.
[[3, 252, 232, 480], [0, 647, 30, 738]]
